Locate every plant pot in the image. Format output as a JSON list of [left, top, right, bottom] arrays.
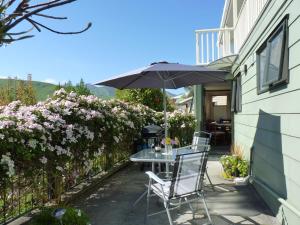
[[233, 176, 250, 186]]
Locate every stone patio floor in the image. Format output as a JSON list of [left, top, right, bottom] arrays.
[[73, 156, 279, 225]]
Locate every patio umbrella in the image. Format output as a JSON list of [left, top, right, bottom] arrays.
[[95, 61, 229, 138]]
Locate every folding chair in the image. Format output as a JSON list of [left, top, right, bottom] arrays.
[[145, 149, 213, 225], [175, 131, 215, 191]]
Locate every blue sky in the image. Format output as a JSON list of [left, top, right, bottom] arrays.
[[1, 0, 224, 93]]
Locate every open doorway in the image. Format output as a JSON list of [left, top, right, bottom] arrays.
[[203, 82, 232, 148]]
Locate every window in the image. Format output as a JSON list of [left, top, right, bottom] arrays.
[[257, 16, 289, 94], [231, 74, 242, 113], [212, 96, 227, 106]]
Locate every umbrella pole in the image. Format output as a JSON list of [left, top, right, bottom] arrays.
[[163, 81, 168, 139]]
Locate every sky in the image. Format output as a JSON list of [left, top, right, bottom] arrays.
[[1, 0, 224, 93]]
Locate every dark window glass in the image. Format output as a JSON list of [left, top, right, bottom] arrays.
[[231, 74, 242, 113], [231, 80, 236, 112], [236, 75, 242, 112], [266, 26, 284, 85], [257, 16, 289, 94]]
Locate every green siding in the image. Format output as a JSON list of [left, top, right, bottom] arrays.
[[233, 0, 300, 223]]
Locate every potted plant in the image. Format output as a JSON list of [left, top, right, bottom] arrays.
[[220, 144, 249, 185]]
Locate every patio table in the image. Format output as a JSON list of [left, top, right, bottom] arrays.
[[130, 148, 192, 173], [130, 148, 175, 173]]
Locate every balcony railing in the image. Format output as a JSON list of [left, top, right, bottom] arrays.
[[195, 0, 269, 66], [195, 28, 234, 65]]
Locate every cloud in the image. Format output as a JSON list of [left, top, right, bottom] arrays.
[[44, 78, 68, 85], [0, 76, 8, 79], [44, 78, 58, 84]]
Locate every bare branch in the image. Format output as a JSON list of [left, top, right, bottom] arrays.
[[3, 0, 77, 32], [30, 19, 91, 35], [6, 27, 33, 35], [2, 34, 34, 43], [0, 0, 92, 46], [26, 17, 41, 32], [34, 13, 67, 20]]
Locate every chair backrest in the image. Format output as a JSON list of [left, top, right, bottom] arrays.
[[194, 131, 212, 143], [169, 149, 209, 199], [191, 131, 211, 151]]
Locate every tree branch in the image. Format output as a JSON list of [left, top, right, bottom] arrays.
[[0, 0, 92, 45]]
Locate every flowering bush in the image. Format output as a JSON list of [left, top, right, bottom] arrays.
[[156, 110, 196, 146], [0, 89, 156, 195], [0, 89, 197, 223]]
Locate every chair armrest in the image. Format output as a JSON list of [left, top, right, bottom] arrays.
[[145, 171, 166, 185]]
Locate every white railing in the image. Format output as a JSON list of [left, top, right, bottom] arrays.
[[195, 28, 234, 65], [195, 0, 269, 65], [234, 0, 269, 52]]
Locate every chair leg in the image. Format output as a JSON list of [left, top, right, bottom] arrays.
[[145, 182, 151, 224], [185, 197, 195, 219], [199, 193, 213, 225], [205, 170, 215, 191], [132, 190, 147, 208], [165, 204, 174, 225]]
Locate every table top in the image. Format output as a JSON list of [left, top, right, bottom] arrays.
[[130, 148, 193, 163]]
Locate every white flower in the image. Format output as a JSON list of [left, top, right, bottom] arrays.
[[1, 154, 15, 177], [113, 136, 119, 143], [56, 166, 64, 172], [54, 88, 67, 96], [28, 139, 38, 148], [39, 156, 48, 164], [77, 209, 81, 217], [69, 92, 77, 98]]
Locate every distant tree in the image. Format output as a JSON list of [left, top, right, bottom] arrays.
[[56, 78, 91, 96], [0, 80, 11, 105], [116, 88, 175, 112], [0, 75, 37, 105], [0, 0, 92, 46], [23, 74, 37, 104], [16, 79, 26, 101], [75, 78, 91, 96]]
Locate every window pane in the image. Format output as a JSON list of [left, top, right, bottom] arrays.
[[231, 80, 236, 112], [266, 27, 284, 84], [236, 75, 242, 112], [212, 96, 227, 106], [258, 46, 268, 91]]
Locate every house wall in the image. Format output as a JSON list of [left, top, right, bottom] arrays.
[[232, 0, 300, 224]]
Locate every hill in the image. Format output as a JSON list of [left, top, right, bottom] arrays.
[[0, 79, 116, 101], [86, 84, 115, 99], [0, 79, 56, 101]]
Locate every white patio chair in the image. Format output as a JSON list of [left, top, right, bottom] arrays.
[[145, 149, 213, 225], [174, 131, 215, 191]]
